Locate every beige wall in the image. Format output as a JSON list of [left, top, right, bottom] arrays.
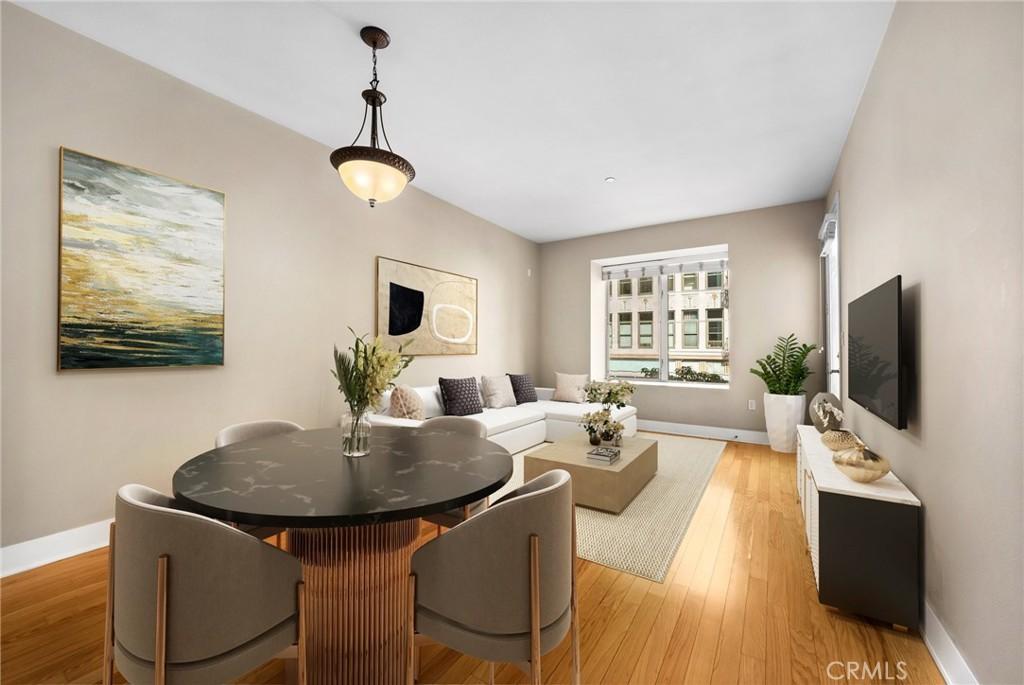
[[539, 200, 825, 434], [828, 2, 1023, 682], [0, 5, 540, 546]]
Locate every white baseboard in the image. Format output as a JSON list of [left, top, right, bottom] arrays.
[[637, 419, 769, 445], [922, 602, 977, 685], [1, 518, 112, 577]]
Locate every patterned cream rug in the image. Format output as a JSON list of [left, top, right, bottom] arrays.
[[498, 432, 725, 583]]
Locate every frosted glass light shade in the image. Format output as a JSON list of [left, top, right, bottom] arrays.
[[338, 159, 408, 205], [329, 145, 416, 207]]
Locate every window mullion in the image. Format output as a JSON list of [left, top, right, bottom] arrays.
[[659, 274, 669, 381]]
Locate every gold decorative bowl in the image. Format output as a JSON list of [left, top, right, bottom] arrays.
[[820, 429, 861, 451], [832, 447, 891, 483]]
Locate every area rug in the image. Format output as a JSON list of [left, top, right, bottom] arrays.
[[512, 432, 725, 583]]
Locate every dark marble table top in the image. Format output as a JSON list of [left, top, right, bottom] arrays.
[[172, 426, 513, 527]]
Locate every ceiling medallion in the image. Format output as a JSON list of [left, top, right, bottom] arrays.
[[330, 26, 415, 207]]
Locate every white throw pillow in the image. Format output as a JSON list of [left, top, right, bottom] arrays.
[[553, 372, 589, 403], [480, 374, 517, 409]]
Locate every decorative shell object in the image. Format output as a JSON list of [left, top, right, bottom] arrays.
[[821, 429, 861, 451], [809, 392, 843, 433], [832, 447, 891, 483]]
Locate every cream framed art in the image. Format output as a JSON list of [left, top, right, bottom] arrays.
[[375, 256, 478, 355], [58, 147, 225, 370]]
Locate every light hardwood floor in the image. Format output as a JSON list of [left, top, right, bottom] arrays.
[[0, 441, 943, 684]]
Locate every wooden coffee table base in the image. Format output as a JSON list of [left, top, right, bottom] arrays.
[[525, 434, 658, 513]]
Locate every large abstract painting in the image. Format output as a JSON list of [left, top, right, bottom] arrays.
[[58, 148, 225, 370], [376, 257, 477, 355]]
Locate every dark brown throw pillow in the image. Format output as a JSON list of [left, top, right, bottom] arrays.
[[438, 377, 483, 416], [507, 373, 538, 404]]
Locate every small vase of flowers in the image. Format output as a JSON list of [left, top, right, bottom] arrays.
[[580, 408, 626, 446], [332, 329, 412, 456]]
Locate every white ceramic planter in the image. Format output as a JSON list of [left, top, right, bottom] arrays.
[[763, 392, 806, 453]]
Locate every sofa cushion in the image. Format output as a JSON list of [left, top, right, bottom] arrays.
[[507, 373, 538, 404], [389, 384, 424, 420], [531, 400, 637, 423], [480, 374, 517, 409], [380, 385, 444, 418], [552, 372, 588, 403], [439, 377, 483, 416], [474, 406, 546, 436]]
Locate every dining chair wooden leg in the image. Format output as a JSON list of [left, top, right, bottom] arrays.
[[529, 534, 541, 685], [276, 532, 283, 548], [488, 662, 496, 685], [407, 573, 416, 685], [570, 508, 581, 685], [297, 581, 307, 685], [102, 523, 116, 685], [154, 554, 169, 685]]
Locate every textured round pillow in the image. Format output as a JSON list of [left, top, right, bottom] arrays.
[[389, 385, 425, 420]]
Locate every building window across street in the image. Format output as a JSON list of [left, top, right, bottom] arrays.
[[618, 312, 633, 348], [638, 311, 654, 348]]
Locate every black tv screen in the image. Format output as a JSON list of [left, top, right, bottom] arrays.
[[848, 275, 906, 429]]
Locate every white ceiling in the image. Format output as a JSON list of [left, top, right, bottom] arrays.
[[21, 1, 893, 242]]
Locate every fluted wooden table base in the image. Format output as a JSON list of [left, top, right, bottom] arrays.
[[289, 521, 419, 685]]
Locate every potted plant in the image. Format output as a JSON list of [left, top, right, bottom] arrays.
[[750, 334, 816, 452], [332, 329, 412, 456], [584, 379, 636, 408]]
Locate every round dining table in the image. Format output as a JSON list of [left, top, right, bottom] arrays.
[[172, 425, 513, 685]]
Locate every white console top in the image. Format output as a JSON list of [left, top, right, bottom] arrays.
[[797, 425, 921, 507]]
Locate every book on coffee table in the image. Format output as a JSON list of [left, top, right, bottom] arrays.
[[587, 447, 621, 463]]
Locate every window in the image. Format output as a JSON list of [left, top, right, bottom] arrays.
[[601, 246, 729, 385], [706, 308, 724, 348], [638, 311, 654, 348], [682, 309, 699, 348], [618, 312, 633, 348]]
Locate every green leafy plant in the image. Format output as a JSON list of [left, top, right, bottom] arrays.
[[750, 334, 816, 395], [331, 328, 412, 416], [672, 366, 727, 384]]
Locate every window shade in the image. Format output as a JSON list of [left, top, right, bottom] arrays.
[[601, 251, 729, 281]]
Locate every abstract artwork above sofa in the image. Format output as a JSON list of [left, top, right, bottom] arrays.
[[58, 148, 224, 370], [376, 257, 477, 355]]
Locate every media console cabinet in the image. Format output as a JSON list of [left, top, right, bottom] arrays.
[[795, 425, 921, 630]]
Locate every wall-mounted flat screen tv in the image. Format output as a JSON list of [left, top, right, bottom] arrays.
[[848, 275, 906, 429]]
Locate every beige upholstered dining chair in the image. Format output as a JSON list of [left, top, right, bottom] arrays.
[[215, 419, 304, 448], [409, 469, 579, 685], [103, 484, 306, 685], [215, 419, 304, 546], [419, 416, 490, 535]]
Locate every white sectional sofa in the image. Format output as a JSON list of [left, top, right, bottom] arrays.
[[368, 385, 638, 454]]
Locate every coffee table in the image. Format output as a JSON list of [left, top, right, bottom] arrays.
[[524, 433, 658, 513]]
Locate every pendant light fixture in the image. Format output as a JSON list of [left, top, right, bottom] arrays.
[[330, 26, 415, 207]]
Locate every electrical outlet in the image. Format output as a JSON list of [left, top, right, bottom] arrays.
[[748, 399, 756, 411]]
